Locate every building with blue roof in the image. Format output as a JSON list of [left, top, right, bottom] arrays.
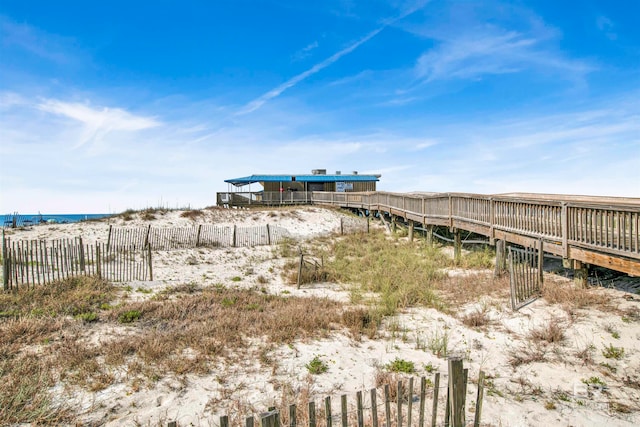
[[218, 169, 381, 206]]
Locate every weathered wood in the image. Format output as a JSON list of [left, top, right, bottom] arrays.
[[397, 380, 403, 427], [384, 384, 391, 427], [325, 396, 332, 427], [409, 221, 415, 242], [370, 388, 378, 427], [448, 358, 465, 427], [340, 395, 347, 427], [356, 391, 363, 427], [407, 377, 414, 427], [419, 376, 426, 427], [454, 229, 462, 265], [431, 373, 440, 427], [220, 415, 229, 427], [474, 371, 485, 427], [247, 416, 255, 427], [307, 401, 316, 427]]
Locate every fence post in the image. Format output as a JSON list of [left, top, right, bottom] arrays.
[[341, 395, 347, 427], [561, 202, 569, 259], [494, 240, 506, 277], [448, 357, 465, 427], [397, 380, 403, 427], [431, 373, 440, 427], [144, 224, 152, 248], [78, 236, 85, 272], [340, 218, 344, 235], [473, 371, 485, 427], [2, 230, 9, 291], [407, 377, 414, 427], [147, 244, 153, 281], [384, 384, 391, 427], [325, 396, 332, 427], [220, 415, 229, 427], [289, 404, 296, 427], [356, 391, 364, 427], [233, 225, 237, 247], [266, 224, 271, 245], [107, 225, 112, 251], [418, 377, 426, 427], [370, 389, 378, 427], [453, 229, 461, 265], [309, 401, 316, 427], [297, 251, 304, 289], [96, 244, 101, 279], [538, 239, 544, 285], [196, 224, 203, 247]]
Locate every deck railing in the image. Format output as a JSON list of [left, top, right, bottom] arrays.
[[307, 191, 640, 276]]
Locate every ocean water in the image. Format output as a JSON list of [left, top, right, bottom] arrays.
[[3, 213, 111, 227]]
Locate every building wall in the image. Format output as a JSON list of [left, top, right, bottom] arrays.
[[262, 180, 376, 192]]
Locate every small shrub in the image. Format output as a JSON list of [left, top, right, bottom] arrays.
[[386, 358, 415, 374], [582, 376, 607, 387], [181, 210, 204, 220], [75, 312, 98, 322], [118, 310, 141, 324], [602, 344, 624, 360], [306, 355, 328, 375], [528, 318, 565, 344], [231, 276, 242, 282], [461, 309, 490, 328], [425, 329, 449, 358]]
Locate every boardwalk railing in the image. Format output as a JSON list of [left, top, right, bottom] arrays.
[[169, 358, 483, 427], [2, 237, 151, 290], [309, 192, 640, 276]]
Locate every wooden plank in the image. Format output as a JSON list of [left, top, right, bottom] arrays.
[[431, 373, 440, 427], [474, 371, 485, 427], [370, 389, 378, 427], [356, 391, 363, 427]]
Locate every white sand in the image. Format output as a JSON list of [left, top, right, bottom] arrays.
[[5, 206, 640, 426]]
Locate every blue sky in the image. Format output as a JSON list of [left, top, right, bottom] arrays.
[[1, 0, 639, 213]]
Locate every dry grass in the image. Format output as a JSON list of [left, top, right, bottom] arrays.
[[434, 274, 510, 307], [460, 308, 491, 328], [541, 279, 612, 315], [0, 277, 362, 424], [181, 209, 205, 220], [528, 317, 566, 344]]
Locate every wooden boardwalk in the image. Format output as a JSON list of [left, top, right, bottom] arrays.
[[309, 191, 640, 277]]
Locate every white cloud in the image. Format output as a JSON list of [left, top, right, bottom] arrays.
[[414, 26, 593, 83], [37, 100, 161, 148]]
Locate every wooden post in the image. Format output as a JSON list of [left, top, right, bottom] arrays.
[[370, 389, 378, 427], [426, 224, 434, 246], [391, 216, 397, 233], [454, 229, 462, 266], [574, 260, 588, 288], [2, 230, 9, 291], [397, 380, 403, 427], [325, 396, 332, 427], [145, 224, 152, 249], [297, 252, 304, 289], [220, 415, 229, 427], [233, 225, 237, 247], [78, 237, 85, 272], [494, 240, 506, 277], [247, 416, 255, 427], [107, 225, 113, 251], [448, 357, 465, 427], [168, 422, 177, 427], [561, 202, 569, 259], [409, 221, 415, 242], [96, 244, 101, 279], [366, 216, 370, 233], [431, 373, 440, 427], [196, 224, 203, 247], [356, 391, 364, 427], [309, 401, 316, 427], [407, 377, 414, 427], [537, 239, 544, 285], [266, 224, 271, 245], [419, 377, 426, 427], [473, 371, 485, 427], [341, 395, 347, 427], [384, 385, 391, 427], [340, 218, 344, 235], [289, 404, 296, 427], [147, 244, 153, 281]]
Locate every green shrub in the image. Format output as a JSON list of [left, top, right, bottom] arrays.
[[386, 358, 415, 374], [306, 355, 328, 375], [118, 310, 141, 324], [602, 344, 624, 360]]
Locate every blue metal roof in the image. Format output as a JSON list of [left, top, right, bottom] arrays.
[[225, 174, 380, 186]]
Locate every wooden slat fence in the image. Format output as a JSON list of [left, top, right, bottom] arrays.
[[107, 224, 292, 251], [508, 242, 544, 310], [2, 237, 150, 290], [168, 359, 484, 427]]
